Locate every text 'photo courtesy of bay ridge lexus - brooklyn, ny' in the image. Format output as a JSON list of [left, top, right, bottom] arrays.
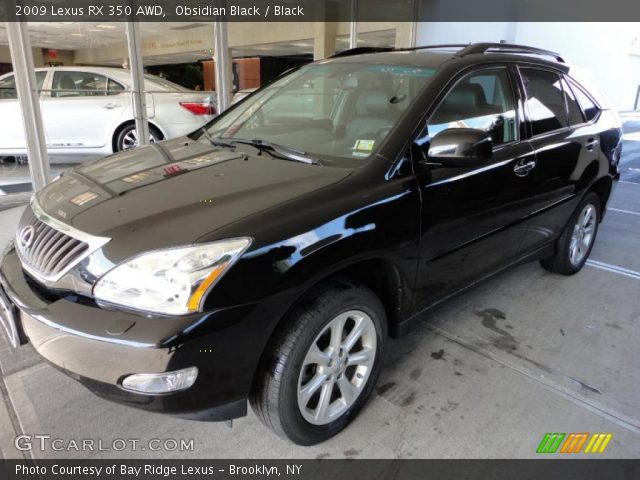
[[0, 43, 622, 445]]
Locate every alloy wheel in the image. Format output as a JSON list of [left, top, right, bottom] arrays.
[[121, 129, 158, 150], [297, 310, 377, 426], [569, 203, 596, 266]]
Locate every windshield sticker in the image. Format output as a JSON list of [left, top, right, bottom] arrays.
[[353, 139, 375, 152]]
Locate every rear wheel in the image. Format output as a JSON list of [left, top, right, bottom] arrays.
[[115, 124, 161, 151], [251, 281, 386, 445], [540, 192, 600, 275]]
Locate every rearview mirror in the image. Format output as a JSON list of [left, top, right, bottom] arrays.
[[427, 128, 493, 168]]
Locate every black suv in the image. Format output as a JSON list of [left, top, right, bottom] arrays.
[[0, 43, 622, 445]]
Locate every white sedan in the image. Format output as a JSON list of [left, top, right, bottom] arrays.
[[0, 67, 216, 162]]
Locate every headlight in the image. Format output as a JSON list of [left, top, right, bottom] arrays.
[[93, 238, 251, 315]]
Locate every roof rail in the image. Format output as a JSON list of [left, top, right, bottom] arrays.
[[328, 42, 565, 63], [456, 43, 565, 63], [330, 44, 468, 59], [398, 44, 469, 52], [329, 47, 393, 58]]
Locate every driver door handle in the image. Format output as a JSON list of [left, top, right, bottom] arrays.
[[104, 103, 121, 110], [513, 158, 536, 177]]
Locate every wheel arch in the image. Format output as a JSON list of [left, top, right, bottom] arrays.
[[256, 255, 409, 353], [588, 175, 613, 220], [248, 255, 407, 400]]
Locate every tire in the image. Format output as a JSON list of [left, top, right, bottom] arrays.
[[540, 192, 600, 275], [250, 280, 387, 445], [115, 124, 161, 152]]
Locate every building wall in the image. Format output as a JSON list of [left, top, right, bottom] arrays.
[[0, 46, 45, 68], [417, 22, 516, 45], [42, 49, 75, 66], [513, 23, 640, 111], [73, 22, 409, 65], [417, 22, 640, 111]]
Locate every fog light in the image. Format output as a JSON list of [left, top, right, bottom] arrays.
[[121, 367, 198, 394]]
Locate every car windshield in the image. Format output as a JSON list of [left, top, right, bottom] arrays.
[[203, 62, 436, 165]]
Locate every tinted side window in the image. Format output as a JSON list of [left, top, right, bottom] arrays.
[[562, 78, 584, 125], [429, 68, 518, 146], [567, 78, 600, 122], [521, 69, 568, 136], [0, 72, 46, 99], [0, 75, 15, 99], [107, 78, 125, 95], [52, 71, 110, 98]]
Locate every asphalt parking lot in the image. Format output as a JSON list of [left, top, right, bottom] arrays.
[[0, 122, 639, 460]]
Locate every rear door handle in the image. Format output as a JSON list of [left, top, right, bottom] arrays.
[[585, 138, 599, 151], [513, 159, 536, 177], [104, 103, 121, 110]]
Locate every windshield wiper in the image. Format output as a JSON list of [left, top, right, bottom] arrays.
[[200, 128, 236, 149], [229, 138, 319, 165]]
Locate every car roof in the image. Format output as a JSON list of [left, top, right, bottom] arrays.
[[0, 66, 125, 80], [29, 66, 187, 90], [35, 65, 127, 73], [33, 66, 133, 81]]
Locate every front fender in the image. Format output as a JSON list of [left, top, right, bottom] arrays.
[[204, 177, 421, 317]]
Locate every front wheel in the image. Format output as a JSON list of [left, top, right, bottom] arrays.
[[251, 281, 386, 445], [540, 192, 600, 275]]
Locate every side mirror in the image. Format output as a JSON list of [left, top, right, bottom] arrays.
[[427, 128, 493, 168]]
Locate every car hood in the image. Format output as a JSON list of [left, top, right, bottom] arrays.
[[36, 137, 353, 259]]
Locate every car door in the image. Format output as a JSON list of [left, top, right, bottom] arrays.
[[412, 66, 537, 309], [0, 71, 47, 151], [516, 67, 600, 251], [42, 70, 129, 150]]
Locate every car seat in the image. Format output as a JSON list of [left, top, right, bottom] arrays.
[[55, 76, 77, 98]]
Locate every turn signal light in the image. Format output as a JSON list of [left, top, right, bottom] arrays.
[[180, 102, 216, 115]]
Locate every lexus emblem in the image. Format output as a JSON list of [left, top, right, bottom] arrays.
[[18, 225, 35, 250]]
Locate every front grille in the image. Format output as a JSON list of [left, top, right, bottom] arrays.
[[15, 207, 89, 281]]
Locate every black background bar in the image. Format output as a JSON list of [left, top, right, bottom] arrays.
[[1, 459, 640, 480], [2, 0, 640, 22]]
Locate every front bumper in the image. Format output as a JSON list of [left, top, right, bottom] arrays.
[[0, 245, 273, 421]]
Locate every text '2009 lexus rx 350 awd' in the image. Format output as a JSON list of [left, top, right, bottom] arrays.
[[0, 43, 622, 445]]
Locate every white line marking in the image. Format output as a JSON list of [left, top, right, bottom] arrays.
[[623, 132, 640, 141], [422, 323, 640, 434], [619, 180, 640, 186], [609, 207, 640, 217], [586, 259, 640, 280]]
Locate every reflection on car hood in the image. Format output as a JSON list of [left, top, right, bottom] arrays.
[[36, 137, 353, 258]]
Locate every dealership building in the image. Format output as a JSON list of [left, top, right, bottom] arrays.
[[1, 20, 639, 200]]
